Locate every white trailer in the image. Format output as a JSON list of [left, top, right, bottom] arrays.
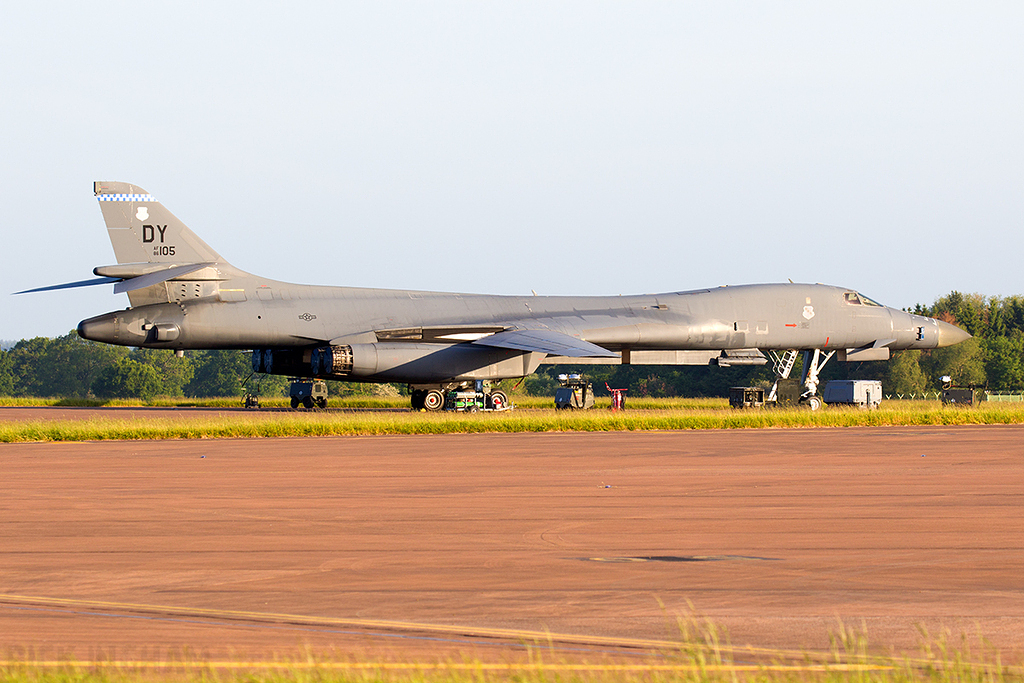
[[822, 380, 882, 409]]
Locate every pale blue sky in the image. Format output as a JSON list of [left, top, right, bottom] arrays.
[[2, 2, 1022, 340]]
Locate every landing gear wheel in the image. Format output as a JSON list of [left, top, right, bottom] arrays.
[[302, 396, 314, 409], [290, 397, 300, 409], [410, 390, 426, 411], [423, 389, 445, 411], [805, 395, 823, 411], [488, 391, 508, 410]]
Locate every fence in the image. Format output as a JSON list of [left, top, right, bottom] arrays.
[[884, 392, 943, 400], [883, 391, 1024, 401], [984, 392, 1024, 402]]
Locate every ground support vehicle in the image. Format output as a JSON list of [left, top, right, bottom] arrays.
[[822, 380, 882, 409], [729, 387, 765, 409], [290, 379, 328, 409], [942, 387, 979, 406], [939, 376, 982, 406], [770, 378, 806, 408], [554, 374, 595, 410]]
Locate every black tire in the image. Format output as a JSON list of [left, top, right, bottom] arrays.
[[290, 397, 300, 409], [423, 389, 445, 411], [410, 390, 426, 410], [302, 396, 314, 409], [489, 391, 508, 410]]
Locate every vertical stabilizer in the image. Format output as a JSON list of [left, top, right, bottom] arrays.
[[94, 181, 222, 265]]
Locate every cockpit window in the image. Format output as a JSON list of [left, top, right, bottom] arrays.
[[844, 291, 884, 307]]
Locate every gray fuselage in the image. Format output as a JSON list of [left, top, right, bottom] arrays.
[[78, 278, 964, 384]]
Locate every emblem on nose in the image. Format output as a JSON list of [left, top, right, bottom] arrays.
[[803, 305, 815, 320]]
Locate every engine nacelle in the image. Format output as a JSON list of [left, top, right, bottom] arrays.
[[309, 342, 543, 383], [254, 343, 542, 383]]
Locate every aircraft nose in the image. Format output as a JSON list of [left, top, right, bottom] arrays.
[[936, 320, 971, 347]]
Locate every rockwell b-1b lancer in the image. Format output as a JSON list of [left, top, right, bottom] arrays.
[[21, 182, 970, 410]]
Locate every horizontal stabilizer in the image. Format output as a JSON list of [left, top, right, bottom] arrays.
[[16, 263, 211, 296], [474, 329, 617, 358], [113, 263, 210, 294], [14, 276, 121, 295]]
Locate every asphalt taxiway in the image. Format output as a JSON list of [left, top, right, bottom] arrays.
[[2, 423, 1023, 661]]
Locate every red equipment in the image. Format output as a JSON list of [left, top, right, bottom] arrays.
[[605, 382, 628, 411]]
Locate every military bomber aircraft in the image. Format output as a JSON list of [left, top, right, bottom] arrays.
[[22, 182, 971, 410]]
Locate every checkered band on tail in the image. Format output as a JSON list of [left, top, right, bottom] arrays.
[[97, 194, 157, 202]]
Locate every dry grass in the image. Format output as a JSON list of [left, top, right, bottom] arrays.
[[0, 620, 1015, 682], [1, 400, 1023, 442], [0, 396, 730, 410]]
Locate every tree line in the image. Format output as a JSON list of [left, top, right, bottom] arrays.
[[0, 333, 254, 399], [0, 333, 402, 400], [0, 292, 1020, 399]]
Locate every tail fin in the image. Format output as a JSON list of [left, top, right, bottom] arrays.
[[94, 181, 222, 264]]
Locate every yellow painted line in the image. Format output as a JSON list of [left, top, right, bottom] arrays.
[[0, 592, 836, 661], [0, 593, 680, 650], [3, 593, 994, 672], [0, 661, 895, 672]]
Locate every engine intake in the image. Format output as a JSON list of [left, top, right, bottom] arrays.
[[252, 348, 308, 376]]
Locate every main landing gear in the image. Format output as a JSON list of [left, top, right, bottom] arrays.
[[767, 348, 835, 410], [409, 381, 510, 412]]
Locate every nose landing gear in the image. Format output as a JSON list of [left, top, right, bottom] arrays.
[[767, 348, 834, 410]]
